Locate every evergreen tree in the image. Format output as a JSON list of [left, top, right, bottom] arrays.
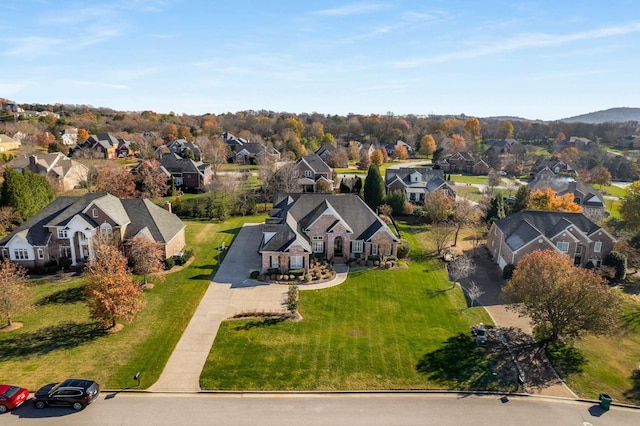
[[1, 169, 55, 223], [510, 185, 531, 214], [385, 190, 406, 216], [363, 164, 385, 211], [486, 195, 506, 224]]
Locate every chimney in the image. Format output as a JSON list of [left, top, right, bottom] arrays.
[[163, 201, 172, 213], [567, 180, 577, 193], [29, 154, 37, 172]]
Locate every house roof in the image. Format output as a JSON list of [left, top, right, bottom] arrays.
[[0, 193, 185, 248], [492, 210, 606, 252], [7, 153, 88, 179], [261, 193, 397, 253], [298, 154, 331, 174], [158, 152, 208, 175], [384, 167, 444, 185], [529, 177, 604, 207]]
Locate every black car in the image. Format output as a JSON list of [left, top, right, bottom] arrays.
[[33, 378, 100, 411]]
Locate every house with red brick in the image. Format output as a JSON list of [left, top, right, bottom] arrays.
[[259, 193, 398, 274], [438, 151, 489, 175]]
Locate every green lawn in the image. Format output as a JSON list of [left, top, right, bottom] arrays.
[[0, 218, 258, 390], [599, 185, 627, 198], [200, 222, 493, 390], [447, 174, 489, 185]]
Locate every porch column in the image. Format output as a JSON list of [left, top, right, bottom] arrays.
[[69, 233, 77, 266]]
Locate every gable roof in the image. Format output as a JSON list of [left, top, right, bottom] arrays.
[[297, 154, 331, 174], [158, 152, 209, 175], [7, 153, 88, 179], [492, 210, 609, 252], [384, 167, 444, 185]]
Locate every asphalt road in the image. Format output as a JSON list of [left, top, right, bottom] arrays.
[[2, 392, 639, 426]]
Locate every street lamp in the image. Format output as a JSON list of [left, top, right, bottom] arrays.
[[217, 242, 226, 264]]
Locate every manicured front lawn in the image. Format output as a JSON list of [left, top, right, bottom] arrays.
[[200, 222, 492, 390], [447, 174, 489, 185], [0, 218, 257, 390]]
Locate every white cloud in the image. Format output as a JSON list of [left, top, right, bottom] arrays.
[[4, 37, 64, 57], [313, 3, 390, 16]]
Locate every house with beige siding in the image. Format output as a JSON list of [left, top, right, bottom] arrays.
[[0, 193, 185, 270], [486, 210, 615, 271], [259, 193, 398, 274]]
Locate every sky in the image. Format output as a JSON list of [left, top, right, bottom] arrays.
[[1, 1, 639, 121]]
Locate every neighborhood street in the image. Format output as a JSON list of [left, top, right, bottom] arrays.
[[2, 392, 638, 425]]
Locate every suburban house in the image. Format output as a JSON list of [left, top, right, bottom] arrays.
[[0, 134, 22, 152], [295, 154, 334, 192], [384, 140, 413, 157], [72, 133, 133, 159], [530, 177, 606, 222], [315, 144, 347, 167], [259, 193, 399, 273], [6, 153, 89, 192], [385, 167, 455, 203], [230, 142, 281, 164], [0, 192, 186, 269], [486, 210, 615, 270], [60, 127, 78, 146], [157, 152, 212, 192], [437, 151, 490, 175], [222, 131, 249, 149], [531, 157, 576, 180], [166, 139, 202, 161]]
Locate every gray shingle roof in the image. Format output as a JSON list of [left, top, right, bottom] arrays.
[[298, 154, 331, 174], [121, 199, 185, 243]]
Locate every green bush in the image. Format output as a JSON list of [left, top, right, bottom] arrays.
[[288, 268, 305, 276], [164, 256, 175, 270], [396, 240, 410, 258], [502, 263, 516, 280], [604, 251, 627, 280], [59, 257, 72, 270], [249, 270, 260, 279], [44, 259, 59, 273]]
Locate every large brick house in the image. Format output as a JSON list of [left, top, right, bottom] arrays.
[[259, 193, 399, 274], [295, 154, 334, 192], [529, 177, 606, 222], [157, 152, 212, 192], [0, 192, 186, 269], [486, 210, 615, 271], [438, 152, 489, 175], [385, 167, 455, 203], [6, 153, 89, 192]]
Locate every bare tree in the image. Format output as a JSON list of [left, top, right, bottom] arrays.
[[447, 255, 476, 284], [466, 281, 484, 307], [432, 225, 454, 256]]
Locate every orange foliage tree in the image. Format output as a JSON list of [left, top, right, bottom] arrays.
[[95, 164, 136, 198], [84, 240, 143, 329], [128, 236, 165, 285], [527, 187, 582, 212], [393, 145, 409, 160], [370, 149, 384, 166], [503, 250, 621, 342], [419, 134, 436, 157], [448, 134, 466, 153]]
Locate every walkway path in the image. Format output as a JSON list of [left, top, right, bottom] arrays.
[[149, 223, 349, 392]]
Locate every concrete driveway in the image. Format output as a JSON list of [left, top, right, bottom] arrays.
[[149, 223, 288, 392]]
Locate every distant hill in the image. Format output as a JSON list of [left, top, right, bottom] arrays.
[[560, 107, 640, 124]]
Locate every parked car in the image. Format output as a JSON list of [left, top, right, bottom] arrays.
[[472, 323, 488, 347], [0, 384, 30, 413], [33, 378, 99, 411]]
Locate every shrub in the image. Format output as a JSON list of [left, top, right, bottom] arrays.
[[366, 260, 374, 267], [368, 255, 381, 262], [604, 251, 627, 280], [304, 274, 311, 282], [287, 283, 299, 313], [164, 256, 175, 270], [502, 263, 516, 280], [585, 260, 595, 269], [249, 270, 260, 279], [396, 240, 410, 258], [182, 249, 194, 263], [413, 205, 424, 217], [44, 259, 59, 273], [59, 257, 72, 270], [289, 268, 305, 276]]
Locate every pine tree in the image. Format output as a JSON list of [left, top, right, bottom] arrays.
[[363, 164, 385, 211]]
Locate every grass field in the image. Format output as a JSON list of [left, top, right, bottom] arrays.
[[200, 222, 493, 390], [447, 174, 489, 185], [0, 218, 256, 390]]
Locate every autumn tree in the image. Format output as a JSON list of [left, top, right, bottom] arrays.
[[370, 149, 384, 166], [0, 259, 30, 327], [589, 166, 612, 188], [419, 134, 436, 157], [95, 164, 136, 198], [447, 133, 466, 153], [423, 190, 454, 223], [620, 181, 640, 230], [35, 132, 55, 148], [392, 145, 409, 160], [128, 236, 165, 285], [132, 159, 169, 199], [432, 225, 454, 256], [527, 187, 582, 212], [363, 164, 386, 211], [85, 240, 144, 329], [452, 199, 481, 246], [358, 149, 371, 170], [463, 118, 481, 140], [497, 120, 514, 139], [78, 128, 90, 143], [347, 141, 360, 161], [503, 250, 621, 342]]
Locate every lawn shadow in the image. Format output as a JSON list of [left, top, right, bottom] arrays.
[[416, 333, 516, 391], [620, 304, 640, 333], [622, 368, 640, 403], [220, 227, 242, 235], [235, 317, 286, 330], [543, 341, 586, 378], [36, 286, 86, 306], [0, 322, 105, 360], [189, 274, 213, 281]]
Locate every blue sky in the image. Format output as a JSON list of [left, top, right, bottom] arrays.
[[2, 1, 639, 120]]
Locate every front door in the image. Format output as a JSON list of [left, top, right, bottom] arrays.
[[334, 236, 343, 257]]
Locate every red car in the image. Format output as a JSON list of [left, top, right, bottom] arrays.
[[0, 384, 30, 413]]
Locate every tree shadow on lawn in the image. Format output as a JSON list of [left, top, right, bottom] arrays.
[[35, 286, 86, 306], [540, 341, 586, 378], [235, 317, 286, 330], [623, 368, 640, 403], [416, 333, 517, 391], [619, 304, 640, 334], [0, 322, 105, 360]]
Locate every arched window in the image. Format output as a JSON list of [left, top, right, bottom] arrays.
[[100, 223, 113, 239]]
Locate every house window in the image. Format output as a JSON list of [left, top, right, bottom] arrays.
[[92, 208, 98, 218], [304, 170, 312, 178], [37, 248, 44, 259], [312, 236, 324, 253], [556, 241, 569, 253], [100, 223, 113, 239], [594, 241, 602, 253], [14, 248, 29, 260], [271, 255, 279, 268], [60, 246, 72, 258], [1, 248, 7, 259], [575, 244, 583, 255], [290, 255, 303, 269], [371, 243, 378, 256], [57, 228, 68, 239], [351, 240, 363, 253]]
